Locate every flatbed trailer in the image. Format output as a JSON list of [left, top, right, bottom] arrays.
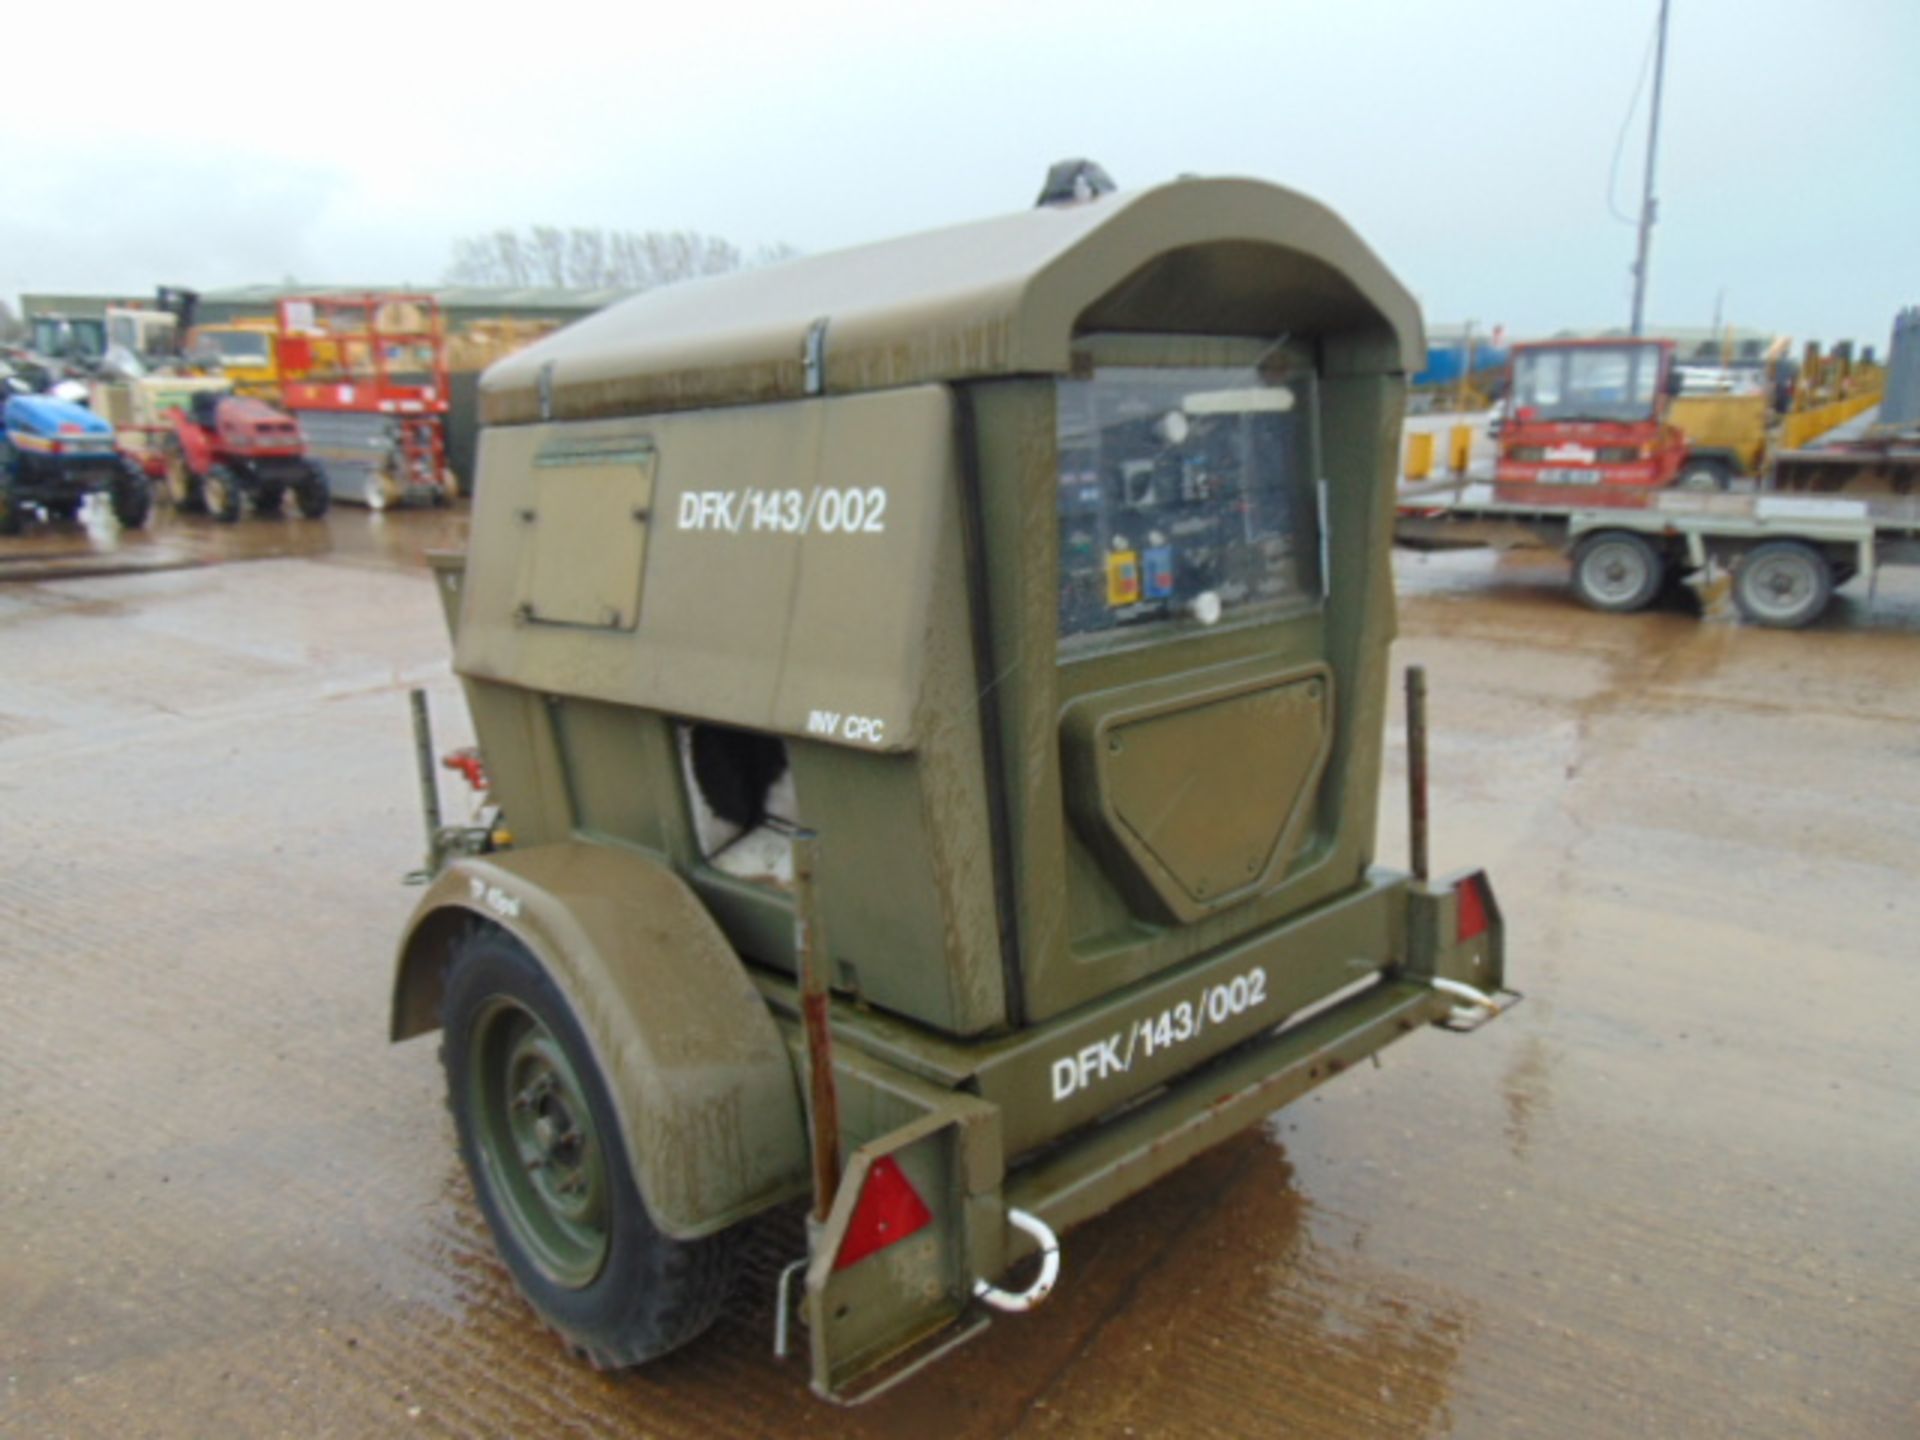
[[1395, 480, 1920, 628]]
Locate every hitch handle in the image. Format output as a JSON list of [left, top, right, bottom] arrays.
[[793, 830, 843, 1223], [409, 689, 443, 875]]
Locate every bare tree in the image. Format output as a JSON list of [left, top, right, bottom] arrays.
[[565, 227, 606, 289], [528, 227, 568, 288], [445, 226, 796, 290]]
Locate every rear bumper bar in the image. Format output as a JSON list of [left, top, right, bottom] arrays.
[[1007, 976, 1442, 1234], [792, 866, 1506, 1402]]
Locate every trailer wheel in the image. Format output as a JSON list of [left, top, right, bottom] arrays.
[[1571, 531, 1664, 613], [203, 466, 243, 524], [442, 925, 741, 1369], [1732, 541, 1832, 629]]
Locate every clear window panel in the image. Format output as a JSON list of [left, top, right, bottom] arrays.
[[1513, 344, 1661, 423], [1056, 364, 1319, 647]]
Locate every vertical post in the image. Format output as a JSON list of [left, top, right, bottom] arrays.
[[1629, 0, 1673, 338], [792, 830, 843, 1223], [1454, 319, 1475, 416], [1406, 666, 1430, 884], [409, 689, 443, 873]]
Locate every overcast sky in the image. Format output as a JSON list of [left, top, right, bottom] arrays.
[[6, 0, 1914, 346]]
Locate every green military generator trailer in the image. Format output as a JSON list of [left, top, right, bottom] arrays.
[[390, 170, 1511, 1402]]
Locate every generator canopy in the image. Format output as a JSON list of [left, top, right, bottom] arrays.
[[479, 177, 1423, 425]]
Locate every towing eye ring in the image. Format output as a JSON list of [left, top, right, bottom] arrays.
[[974, 1208, 1060, 1313]]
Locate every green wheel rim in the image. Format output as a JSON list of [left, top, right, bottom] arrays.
[[469, 997, 611, 1289]]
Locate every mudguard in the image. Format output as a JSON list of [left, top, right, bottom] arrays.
[[391, 841, 810, 1238]]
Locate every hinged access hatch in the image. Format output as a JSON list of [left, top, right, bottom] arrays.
[[516, 441, 656, 630]]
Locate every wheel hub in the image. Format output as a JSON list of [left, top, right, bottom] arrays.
[[471, 1001, 610, 1287], [1588, 542, 1648, 601]]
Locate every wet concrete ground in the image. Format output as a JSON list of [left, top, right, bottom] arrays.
[[3, 507, 1917, 1437]]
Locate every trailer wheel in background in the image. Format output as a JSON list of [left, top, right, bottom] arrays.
[[1571, 530, 1665, 613], [1732, 541, 1832, 629], [442, 925, 741, 1369]]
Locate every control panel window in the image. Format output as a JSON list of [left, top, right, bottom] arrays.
[[1056, 364, 1320, 647]]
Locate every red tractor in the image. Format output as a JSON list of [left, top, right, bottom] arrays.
[[164, 391, 330, 521]]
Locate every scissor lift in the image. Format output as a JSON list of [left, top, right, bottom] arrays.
[[275, 294, 456, 509]]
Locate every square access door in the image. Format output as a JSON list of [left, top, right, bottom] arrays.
[[517, 441, 657, 630]]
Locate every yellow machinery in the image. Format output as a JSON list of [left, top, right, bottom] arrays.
[[184, 321, 282, 396], [1666, 393, 1770, 478]]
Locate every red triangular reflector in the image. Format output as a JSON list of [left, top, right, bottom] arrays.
[[1457, 874, 1489, 942], [832, 1155, 933, 1271]]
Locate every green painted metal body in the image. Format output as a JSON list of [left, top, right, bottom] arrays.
[[389, 174, 1508, 1400]]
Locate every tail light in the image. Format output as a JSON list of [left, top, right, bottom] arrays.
[[833, 1155, 932, 1271], [1457, 873, 1490, 943]]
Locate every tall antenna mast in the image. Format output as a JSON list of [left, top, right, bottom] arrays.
[[1629, 0, 1673, 337]]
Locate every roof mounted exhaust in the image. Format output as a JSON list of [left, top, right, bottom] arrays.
[[1035, 158, 1116, 208]]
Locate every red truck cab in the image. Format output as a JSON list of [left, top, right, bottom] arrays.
[[1495, 338, 1684, 507]]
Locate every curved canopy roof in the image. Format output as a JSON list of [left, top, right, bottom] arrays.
[[481, 176, 1423, 425]]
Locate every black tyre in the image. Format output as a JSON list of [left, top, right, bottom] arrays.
[[441, 926, 740, 1368], [0, 493, 23, 536], [1674, 458, 1730, 493], [1732, 541, 1832, 629], [110, 471, 152, 530], [203, 464, 243, 523], [1571, 530, 1665, 613], [294, 467, 331, 519]]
